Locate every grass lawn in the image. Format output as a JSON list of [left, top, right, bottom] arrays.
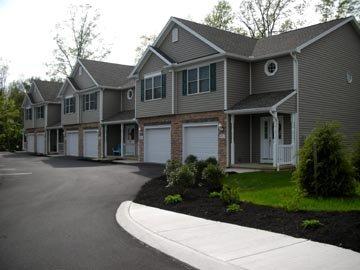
[[224, 171, 360, 211]]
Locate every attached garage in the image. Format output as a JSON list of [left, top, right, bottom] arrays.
[[66, 131, 79, 156], [144, 125, 171, 163], [183, 122, 218, 161], [36, 133, 45, 154], [27, 133, 35, 153], [83, 129, 99, 158]]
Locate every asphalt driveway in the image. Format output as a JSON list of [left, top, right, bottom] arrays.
[[0, 152, 191, 270]]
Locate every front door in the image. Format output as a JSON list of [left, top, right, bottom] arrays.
[[260, 116, 284, 163], [124, 124, 136, 156]]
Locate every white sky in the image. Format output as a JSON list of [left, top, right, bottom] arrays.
[[0, 0, 320, 83]]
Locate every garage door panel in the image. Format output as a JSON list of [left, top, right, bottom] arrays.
[[66, 132, 79, 156], [144, 127, 171, 164], [183, 125, 218, 161], [27, 134, 34, 152], [84, 131, 98, 158], [36, 133, 45, 154]]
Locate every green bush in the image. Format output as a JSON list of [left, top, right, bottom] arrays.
[[194, 160, 208, 185], [202, 163, 225, 191], [164, 194, 183, 205], [226, 203, 242, 213], [205, 157, 218, 165], [352, 134, 360, 182], [293, 122, 355, 197], [184, 155, 198, 164], [301, 219, 323, 229], [220, 185, 241, 204], [209, 191, 221, 198], [164, 160, 182, 181], [167, 164, 196, 192]]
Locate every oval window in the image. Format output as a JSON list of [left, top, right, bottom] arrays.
[[264, 60, 278, 76], [127, 89, 134, 100]]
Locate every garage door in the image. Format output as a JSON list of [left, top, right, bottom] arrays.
[[144, 126, 171, 163], [27, 133, 34, 152], [83, 130, 98, 158], [36, 133, 45, 154], [183, 123, 218, 161], [66, 131, 79, 156]]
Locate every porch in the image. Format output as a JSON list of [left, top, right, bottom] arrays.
[[226, 90, 298, 169], [103, 110, 138, 159], [46, 124, 64, 155]]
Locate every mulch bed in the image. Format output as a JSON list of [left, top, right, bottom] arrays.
[[134, 176, 360, 253]]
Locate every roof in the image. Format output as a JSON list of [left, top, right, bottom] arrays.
[[33, 80, 63, 102], [150, 46, 176, 63], [229, 90, 295, 112], [171, 17, 353, 58], [79, 59, 135, 88], [103, 110, 135, 123]]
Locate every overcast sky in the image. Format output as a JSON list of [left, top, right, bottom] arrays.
[[0, 0, 320, 84]]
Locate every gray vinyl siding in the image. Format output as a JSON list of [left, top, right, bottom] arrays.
[[277, 94, 297, 114], [80, 91, 100, 123], [73, 65, 96, 89], [34, 106, 45, 128], [103, 90, 122, 120], [121, 89, 135, 111], [24, 111, 33, 129], [227, 59, 250, 109], [234, 115, 250, 163], [136, 54, 172, 118], [32, 85, 44, 103], [159, 24, 217, 63], [47, 104, 61, 126], [251, 56, 293, 94], [298, 23, 360, 147], [176, 61, 224, 114], [61, 85, 78, 125]]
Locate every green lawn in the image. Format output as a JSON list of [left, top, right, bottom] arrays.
[[224, 171, 360, 211]]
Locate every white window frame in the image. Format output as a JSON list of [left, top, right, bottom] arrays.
[[187, 64, 211, 95], [36, 106, 44, 119], [25, 107, 32, 120], [346, 71, 353, 84], [64, 96, 75, 114], [144, 72, 162, 102], [172, 27, 178, 42], [83, 92, 97, 111], [264, 59, 278, 76]]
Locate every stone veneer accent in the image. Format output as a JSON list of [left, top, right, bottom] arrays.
[[137, 111, 227, 167]]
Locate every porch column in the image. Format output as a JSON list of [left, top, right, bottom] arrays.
[[272, 112, 279, 169], [231, 114, 235, 165], [56, 129, 59, 153], [120, 123, 124, 157], [104, 125, 108, 157], [291, 113, 297, 165]]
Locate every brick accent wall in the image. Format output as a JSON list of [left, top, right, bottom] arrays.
[[137, 111, 227, 167]]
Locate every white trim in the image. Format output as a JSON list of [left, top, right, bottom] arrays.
[[144, 71, 162, 79], [57, 77, 79, 98], [271, 91, 297, 111], [127, 89, 134, 100], [120, 123, 124, 157], [149, 47, 172, 65], [102, 119, 136, 125], [249, 62, 252, 95], [230, 115, 235, 165], [167, 54, 225, 70], [171, 70, 175, 114], [249, 115, 252, 163], [224, 59, 227, 110], [264, 59, 278, 76], [291, 52, 300, 165], [144, 124, 172, 130], [100, 90, 103, 122], [182, 121, 218, 128], [226, 107, 272, 115]]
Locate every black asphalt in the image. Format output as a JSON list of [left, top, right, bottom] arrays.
[[0, 152, 191, 270]]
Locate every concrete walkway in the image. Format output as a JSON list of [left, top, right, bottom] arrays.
[[117, 201, 360, 270]]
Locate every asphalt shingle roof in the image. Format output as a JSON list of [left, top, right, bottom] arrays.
[[80, 59, 135, 88], [34, 80, 63, 102], [229, 90, 295, 111], [151, 46, 177, 63], [103, 110, 135, 123]]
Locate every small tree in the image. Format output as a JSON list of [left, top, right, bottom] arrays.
[[352, 134, 360, 182], [293, 122, 355, 197]]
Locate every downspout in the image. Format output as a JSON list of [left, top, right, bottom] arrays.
[[269, 108, 279, 171], [290, 51, 300, 165]]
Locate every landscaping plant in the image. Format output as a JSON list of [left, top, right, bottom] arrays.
[[194, 160, 208, 185], [167, 164, 196, 193], [293, 122, 355, 197], [301, 219, 323, 229], [352, 134, 360, 182], [209, 191, 221, 198], [164, 194, 183, 205], [220, 185, 241, 204], [226, 203, 242, 213], [184, 154, 198, 164], [202, 163, 225, 191], [205, 157, 218, 165], [164, 159, 182, 180]]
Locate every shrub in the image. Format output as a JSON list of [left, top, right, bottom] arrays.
[[205, 157, 218, 165], [293, 122, 355, 197], [220, 185, 241, 204], [226, 203, 242, 213], [167, 164, 196, 192], [164, 160, 182, 181], [209, 191, 221, 198], [184, 155, 198, 164], [194, 160, 208, 185], [164, 194, 183, 205], [352, 134, 360, 182], [202, 163, 225, 191], [301, 219, 323, 229]]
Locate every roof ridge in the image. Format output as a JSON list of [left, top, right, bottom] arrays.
[[79, 58, 134, 68]]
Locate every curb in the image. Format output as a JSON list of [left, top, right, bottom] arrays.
[[116, 201, 243, 270]]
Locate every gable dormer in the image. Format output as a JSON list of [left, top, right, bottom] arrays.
[[30, 82, 45, 103], [71, 62, 97, 89]]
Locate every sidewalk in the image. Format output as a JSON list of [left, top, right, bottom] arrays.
[[117, 201, 360, 270]]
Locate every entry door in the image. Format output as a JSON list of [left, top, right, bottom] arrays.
[[260, 117, 284, 163], [124, 124, 135, 156]]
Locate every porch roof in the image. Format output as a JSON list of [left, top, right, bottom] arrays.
[[103, 110, 135, 124], [47, 122, 62, 129], [226, 90, 295, 114]]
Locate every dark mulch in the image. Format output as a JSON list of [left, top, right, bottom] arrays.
[[134, 176, 360, 253]]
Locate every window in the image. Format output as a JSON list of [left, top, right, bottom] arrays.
[[82, 92, 97, 111], [144, 74, 162, 101], [25, 108, 32, 120], [36, 106, 44, 119], [127, 89, 134, 100], [172, 28, 178, 42], [187, 65, 210, 95], [264, 60, 278, 76], [64, 97, 75, 114]]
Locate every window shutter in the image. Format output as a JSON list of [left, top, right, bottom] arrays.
[[210, 63, 216, 91], [161, 74, 166, 98], [182, 70, 187, 96], [141, 79, 144, 102], [63, 101, 66, 114]]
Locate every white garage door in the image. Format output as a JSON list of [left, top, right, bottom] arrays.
[[27, 134, 34, 152], [66, 131, 79, 156], [36, 133, 45, 154], [83, 130, 98, 158], [183, 123, 218, 161], [144, 126, 171, 163]]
